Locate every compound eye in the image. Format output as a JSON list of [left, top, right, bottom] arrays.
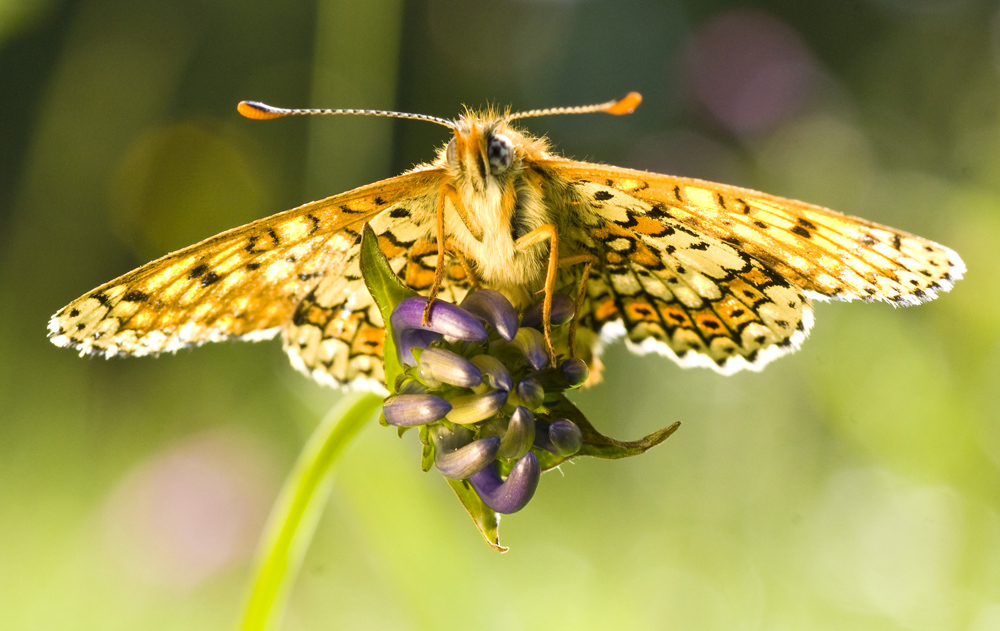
[[446, 138, 458, 168], [486, 134, 513, 174]]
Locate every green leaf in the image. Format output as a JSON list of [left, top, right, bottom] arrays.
[[238, 392, 382, 631], [446, 477, 507, 553], [359, 223, 417, 392]]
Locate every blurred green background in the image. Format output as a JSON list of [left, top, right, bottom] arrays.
[[2, 0, 999, 629]]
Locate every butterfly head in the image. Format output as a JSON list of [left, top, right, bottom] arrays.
[[442, 115, 548, 193]]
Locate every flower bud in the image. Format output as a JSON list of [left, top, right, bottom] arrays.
[[397, 328, 441, 366], [446, 389, 508, 425], [521, 293, 575, 330], [469, 355, 513, 392], [515, 376, 545, 409], [460, 289, 519, 341], [548, 418, 583, 456], [513, 327, 549, 370], [383, 394, 452, 427], [469, 452, 540, 514], [416, 347, 482, 388], [560, 357, 589, 388], [434, 436, 501, 479], [500, 406, 535, 460], [391, 296, 488, 341]]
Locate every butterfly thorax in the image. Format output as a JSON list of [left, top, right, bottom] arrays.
[[439, 114, 556, 308]]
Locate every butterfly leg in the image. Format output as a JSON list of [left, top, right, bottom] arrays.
[[445, 237, 482, 290], [513, 224, 563, 360], [423, 185, 483, 325], [557, 254, 597, 358]]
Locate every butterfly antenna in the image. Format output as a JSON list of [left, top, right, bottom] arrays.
[[508, 92, 642, 121], [237, 101, 457, 130]]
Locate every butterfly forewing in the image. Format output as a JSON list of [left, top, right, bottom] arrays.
[[551, 162, 964, 305], [48, 167, 445, 360]]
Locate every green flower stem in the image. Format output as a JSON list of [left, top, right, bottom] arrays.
[[239, 392, 382, 631]]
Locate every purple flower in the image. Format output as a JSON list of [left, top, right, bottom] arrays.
[[500, 406, 535, 460], [468, 452, 540, 514], [417, 347, 482, 388], [383, 394, 452, 427], [513, 327, 549, 370], [515, 376, 545, 409], [391, 296, 488, 364], [460, 289, 519, 341], [446, 389, 508, 425], [560, 357, 589, 388], [434, 435, 501, 479], [469, 355, 513, 392], [548, 418, 583, 456], [521, 293, 575, 330]]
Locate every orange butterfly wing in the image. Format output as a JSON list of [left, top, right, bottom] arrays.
[[540, 160, 964, 373], [48, 167, 446, 376]]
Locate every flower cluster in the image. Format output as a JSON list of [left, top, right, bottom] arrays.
[[382, 290, 589, 513]]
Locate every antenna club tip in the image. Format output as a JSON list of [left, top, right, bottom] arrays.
[[237, 101, 286, 120], [606, 92, 643, 116]]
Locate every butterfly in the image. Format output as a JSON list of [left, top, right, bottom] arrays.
[[48, 93, 965, 389]]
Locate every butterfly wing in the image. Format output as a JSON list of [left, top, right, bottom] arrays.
[[49, 166, 450, 387], [544, 161, 964, 374]]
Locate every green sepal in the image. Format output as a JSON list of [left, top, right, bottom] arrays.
[[446, 478, 506, 553], [532, 395, 680, 472], [359, 223, 418, 394], [419, 425, 435, 472]]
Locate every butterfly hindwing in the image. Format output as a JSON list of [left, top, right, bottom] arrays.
[[559, 177, 811, 373], [282, 207, 475, 388]]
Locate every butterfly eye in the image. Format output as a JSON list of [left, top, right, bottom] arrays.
[[446, 138, 458, 168], [487, 134, 513, 174]]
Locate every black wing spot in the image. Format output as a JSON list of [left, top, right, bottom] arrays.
[[689, 242, 710, 251], [753, 221, 768, 229], [91, 292, 110, 307], [390, 207, 410, 218], [374, 196, 387, 206], [188, 264, 209, 279], [791, 226, 811, 239], [593, 190, 614, 201], [246, 262, 261, 270], [797, 218, 817, 230], [298, 272, 322, 281], [200, 272, 221, 287], [860, 235, 876, 247], [122, 290, 148, 303], [306, 213, 321, 235], [76, 323, 85, 331], [70, 308, 80, 317], [731, 309, 746, 317], [246, 236, 265, 254], [892, 234, 902, 249], [676, 266, 686, 274], [701, 319, 721, 330]]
